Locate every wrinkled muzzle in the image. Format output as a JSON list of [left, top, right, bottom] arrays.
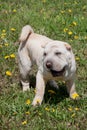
[[44, 60, 67, 77]]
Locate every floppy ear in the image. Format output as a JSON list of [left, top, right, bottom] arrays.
[[65, 43, 71, 51]]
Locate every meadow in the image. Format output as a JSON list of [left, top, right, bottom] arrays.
[[0, 0, 87, 129]]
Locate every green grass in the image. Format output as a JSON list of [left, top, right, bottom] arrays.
[[0, 0, 87, 129]]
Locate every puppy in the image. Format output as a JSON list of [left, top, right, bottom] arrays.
[[18, 25, 79, 106]]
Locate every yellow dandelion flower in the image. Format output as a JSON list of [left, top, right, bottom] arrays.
[[4, 55, 10, 59], [74, 35, 79, 40], [6, 71, 12, 76], [25, 111, 30, 115], [26, 99, 31, 105], [13, 9, 17, 13], [75, 57, 80, 61], [63, 28, 68, 32], [68, 107, 72, 111], [2, 29, 6, 33], [60, 10, 65, 14], [72, 21, 77, 26], [71, 113, 75, 118], [10, 54, 15, 58], [75, 107, 79, 111], [52, 108, 55, 112], [10, 28, 16, 31], [48, 90, 56, 94], [68, 31, 73, 35], [45, 107, 50, 111], [68, 9, 72, 13], [1, 33, 6, 36], [72, 93, 79, 99], [22, 120, 27, 125], [4, 43, 9, 46]]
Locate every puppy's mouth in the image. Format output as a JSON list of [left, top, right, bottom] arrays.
[[50, 67, 66, 77]]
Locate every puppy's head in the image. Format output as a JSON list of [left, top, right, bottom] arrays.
[[43, 41, 72, 77]]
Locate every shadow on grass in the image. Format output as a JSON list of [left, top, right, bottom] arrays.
[[44, 83, 69, 105], [29, 75, 69, 105]]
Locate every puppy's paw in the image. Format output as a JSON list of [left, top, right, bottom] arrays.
[[70, 92, 80, 100], [32, 96, 42, 106], [23, 86, 30, 92]]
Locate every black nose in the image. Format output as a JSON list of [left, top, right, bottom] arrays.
[[46, 61, 52, 69]]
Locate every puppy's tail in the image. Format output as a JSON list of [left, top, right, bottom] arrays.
[[19, 25, 34, 42]]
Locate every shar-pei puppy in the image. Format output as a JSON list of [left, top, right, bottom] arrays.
[[18, 25, 79, 106]]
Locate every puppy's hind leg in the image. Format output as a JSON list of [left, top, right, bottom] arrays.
[[18, 51, 32, 91]]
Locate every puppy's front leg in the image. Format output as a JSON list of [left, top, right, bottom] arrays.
[[32, 70, 46, 106], [66, 78, 79, 100]]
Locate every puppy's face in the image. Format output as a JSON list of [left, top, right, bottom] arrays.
[[43, 41, 71, 77]]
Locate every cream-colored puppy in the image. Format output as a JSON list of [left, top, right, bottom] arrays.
[[18, 25, 79, 106]]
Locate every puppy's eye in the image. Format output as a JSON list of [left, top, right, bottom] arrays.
[[43, 52, 47, 56], [55, 52, 61, 55]]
